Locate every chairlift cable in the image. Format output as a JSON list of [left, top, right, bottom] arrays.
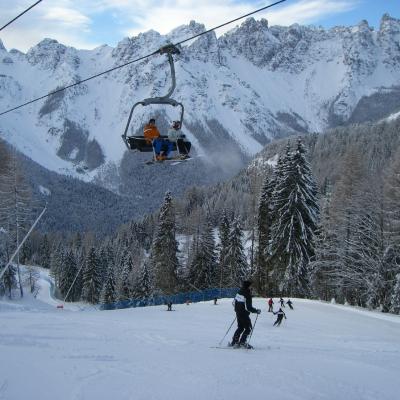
[[0, 0, 287, 117], [0, 0, 43, 32]]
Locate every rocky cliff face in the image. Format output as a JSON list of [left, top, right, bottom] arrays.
[[0, 15, 399, 185]]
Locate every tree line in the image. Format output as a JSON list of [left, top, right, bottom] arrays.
[[2, 120, 400, 314]]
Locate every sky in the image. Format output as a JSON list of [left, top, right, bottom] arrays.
[[0, 0, 399, 52]]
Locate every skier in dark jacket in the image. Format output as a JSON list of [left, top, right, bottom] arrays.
[[279, 297, 285, 307], [286, 299, 294, 310], [273, 308, 286, 326], [268, 298, 274, 312], [230, 280, 261, 348]]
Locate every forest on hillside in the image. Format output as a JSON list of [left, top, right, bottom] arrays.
[[1, 117, 400, 314]]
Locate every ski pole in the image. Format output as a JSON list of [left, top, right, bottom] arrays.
[[219, 317, 236, 346], [247, 313, 259, 347]]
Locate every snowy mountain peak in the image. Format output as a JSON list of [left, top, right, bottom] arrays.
[[168, 20, 206, 42], [0, 39, 5, 52], [26, 39, 74, 71], [380, 13, 400, 31], [0, 15, 400, 181]]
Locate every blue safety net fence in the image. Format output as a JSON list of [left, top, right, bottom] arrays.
[[101, 287, 239, 311]]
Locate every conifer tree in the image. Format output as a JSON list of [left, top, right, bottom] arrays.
[[255, 170, 275, 294], [225, 218, 248, 286], [188, 219, 217, 289], [309, 192, 340, 300], [39, 234, 51, 269], [117, 251, 134, 301], [390, 273, 400, 314], [133, 260, 154, 298], [98, 247, 110, 282], [216, 210, 231, 287], [59, 250, 80, 301], [82, 247, 102, 304], [74, 246, 85, 300], [150, 192, 179, 294], [269, 139, 319, 296], [100, 266, 117, 307]]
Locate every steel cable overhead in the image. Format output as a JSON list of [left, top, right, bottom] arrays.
[[0, 0, 287, 117], [0, 0, 43, 32]]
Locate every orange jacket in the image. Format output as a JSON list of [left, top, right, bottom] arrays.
[[144, 124, 160, 142]]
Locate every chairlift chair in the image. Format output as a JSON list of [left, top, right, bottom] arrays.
[[122, 44, 191, 158]]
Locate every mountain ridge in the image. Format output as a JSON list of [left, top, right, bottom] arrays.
[[0, 14, 399, 195]]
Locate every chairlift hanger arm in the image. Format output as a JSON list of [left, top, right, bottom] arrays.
[[156, 44, 181, 100]]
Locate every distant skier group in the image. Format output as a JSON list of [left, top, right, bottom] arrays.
[[163, 279, 295, 350], [268, 297, 293, 326]]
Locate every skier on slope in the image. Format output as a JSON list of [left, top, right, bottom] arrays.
[[230, 280, 261, 349], [286, 299, 294, 310], [268, 297, 274, 312], [279, 297, 285, 307], [273, 308, 287, 326]]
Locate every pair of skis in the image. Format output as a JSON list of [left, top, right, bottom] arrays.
[[145, 155, 191, 165], [212, 313, 259, 350], [211, 344, 255, 350]]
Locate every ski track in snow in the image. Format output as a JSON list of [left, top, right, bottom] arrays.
[[1, 272, 400, 400]]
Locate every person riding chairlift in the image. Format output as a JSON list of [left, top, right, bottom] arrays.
[[143, 118, 168, 161], [167, 121, 189, 158]]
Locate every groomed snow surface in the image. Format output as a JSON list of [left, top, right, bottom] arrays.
[[1, 271, 400, 400]]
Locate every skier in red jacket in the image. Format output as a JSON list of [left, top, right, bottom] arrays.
[[268, 298, 274, 312]]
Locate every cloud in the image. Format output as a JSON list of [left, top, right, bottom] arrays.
[[266, 0, 360, 26], [0, 0, 97, 51], [123, 1, 251, 37], [100, 0, 360, 37], [41, 6, 91, 28], [0, 0, 361, 51]]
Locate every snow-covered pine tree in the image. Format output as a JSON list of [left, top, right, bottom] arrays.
[[150, 192, 179, 294], [50, 242, 64, 287], [100, 266, 117, 307], [309, 191, 340, 301], [39, 234, 51, 269], [133, 260, 154, 299], [73, 245, 85, 301], [255, 169, 275, 294], [328, 160, 393, 308], [216, 210, 231, 288], [384, 151, 400, 243], [329, 149, 366, 303], [82, 247, 103, 304], [117, 251, 135, 301], [269, 138, 319, 297], [188, 219, 217, 290], [225, 218, 248, 286], [390, 273, 400, 314], [98, 244, 114, 283], [59, 250, 80, 301], [346, 212, 387, 308]]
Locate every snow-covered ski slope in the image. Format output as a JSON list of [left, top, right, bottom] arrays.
[[1, 275, 400, 400]]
